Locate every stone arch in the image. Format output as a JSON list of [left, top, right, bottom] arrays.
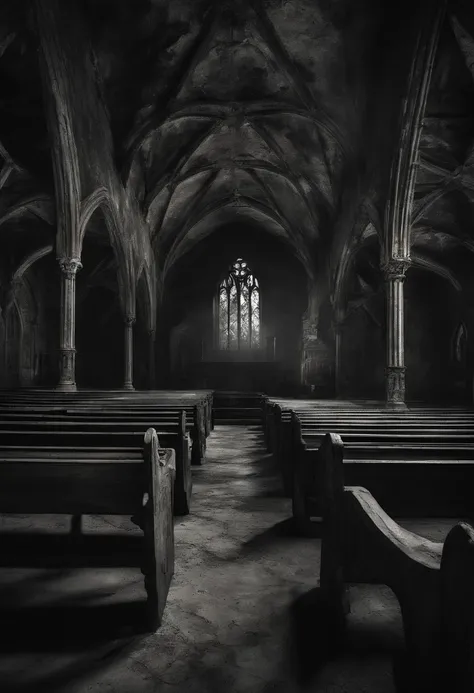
[[79, 188, 135, 317], [333, 221, 380, 322], [409, 253, 462, 293], [0, 246, 54, 387], [335, 232, 384, 400]]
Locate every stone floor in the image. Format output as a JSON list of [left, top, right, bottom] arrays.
[[0, 425, 458, 693]]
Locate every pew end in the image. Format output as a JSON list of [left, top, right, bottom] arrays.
[[142, 428, 176, 630], [291, 413, 322, 537], [172, 410, 192, 516], [190, 405, 206, 466], [318, 430, 474, 691], [440, 522, 474, 692]]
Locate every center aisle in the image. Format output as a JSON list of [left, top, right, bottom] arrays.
[[70, 424, 403, 693]]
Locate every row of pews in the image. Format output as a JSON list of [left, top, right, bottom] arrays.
[[0, 388, 214, 631], [263, 398, 474, 691], [264, 398, 474, 527], [319, 432, 474, 692]]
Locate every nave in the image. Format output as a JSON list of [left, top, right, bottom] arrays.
[[0, 423, 457, 693]]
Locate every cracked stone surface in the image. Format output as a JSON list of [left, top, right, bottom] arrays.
[[0, 425, 457, 693]]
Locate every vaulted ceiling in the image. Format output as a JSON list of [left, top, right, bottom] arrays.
[[0, 0, 474, 300], [411, 9, 474, 289], [113, 0, 382, 277]]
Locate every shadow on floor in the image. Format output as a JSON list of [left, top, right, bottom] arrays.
[[289, 586, 407, 691], [238, 518, 316, 556], [289, 586, 346, 687], [0, 600, 149, 693], [0, 533, 143, 568], [0, 601, 149, 652], [0, 633, 143, 693]]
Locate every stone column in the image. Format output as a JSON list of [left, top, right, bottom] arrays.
[[124, 316, 135, 391], [334, 309, 344, 398], [383, 258, 410, 406], [148, 328, 156, 390], [57, 258, 82, 391]]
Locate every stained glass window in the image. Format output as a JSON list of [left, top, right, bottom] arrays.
[[218, 258, 260, 350]]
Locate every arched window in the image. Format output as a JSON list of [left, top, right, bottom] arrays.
[[218, 258, 260, 350]]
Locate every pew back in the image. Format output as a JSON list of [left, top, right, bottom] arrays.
[[0, 428, 176, 630]]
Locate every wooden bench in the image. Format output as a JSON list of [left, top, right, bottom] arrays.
[[0, 428, 175, 631], [0, 414, 192, 516], [267, 404, 474, 498], [0, 385, 215, 444], [263, 399, 474, 453], [262, 398, 474, 466], [440, 522, 474, 691], [0, 389, 215, 439], [290, 413, 474, 534], [65, 405, 209, 464], [0, 400, 210, 465], [319, 431, 474, 691]]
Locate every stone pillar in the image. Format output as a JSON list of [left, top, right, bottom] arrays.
[[301, 317, 333, 396], [383, 258, 410, 406], [57, 258, 82, 391], [334, 310, 344, 398], [124, 316, 135, 391], [148, 328, 156, 390]]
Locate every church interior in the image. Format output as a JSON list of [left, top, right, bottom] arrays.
[[0, 0, 474, 691]]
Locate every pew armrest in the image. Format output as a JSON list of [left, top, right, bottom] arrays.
[[440, 522, 474, 689], [142, 429, 176, 631], [344, 486, 443, 575]]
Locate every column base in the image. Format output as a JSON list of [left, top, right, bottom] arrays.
[[123, 383, 135, 391], [58, 348, 77, 392], [386, 366, 406, 406], [385, 400, 408, 410], [56, 382, 77, 392]]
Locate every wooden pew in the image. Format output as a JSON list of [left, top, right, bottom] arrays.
[[67, 405, 208, 465], [0, 402, 209, 466], [290, 413, 474, 534], [0, 389, 214, 439], [440, 522, 474, 691], [268, 403, 474, 508], [0, 389, 214, 458], [262, 397, 474, 478], [0, 413, 192, 516], [0, 428, 175, 631], [263, 399, 474, 450], [318, 431, 474, 692]]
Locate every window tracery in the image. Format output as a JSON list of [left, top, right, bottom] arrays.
[[218, 258, 260, 350]]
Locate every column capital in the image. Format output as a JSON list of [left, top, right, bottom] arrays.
[[58, 257, 82, 278], [124, 315, 136, 326], [382, 257, 411, 282], [147, 327, 156, 337], [10, 275, 23, 290]]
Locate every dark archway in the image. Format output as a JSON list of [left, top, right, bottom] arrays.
[[405, 267, 463, 403], [337, 238, 385, 400], [76, 212, 124, 389]]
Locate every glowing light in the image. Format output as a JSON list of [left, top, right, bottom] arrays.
[[218, 258, 260, 350]]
